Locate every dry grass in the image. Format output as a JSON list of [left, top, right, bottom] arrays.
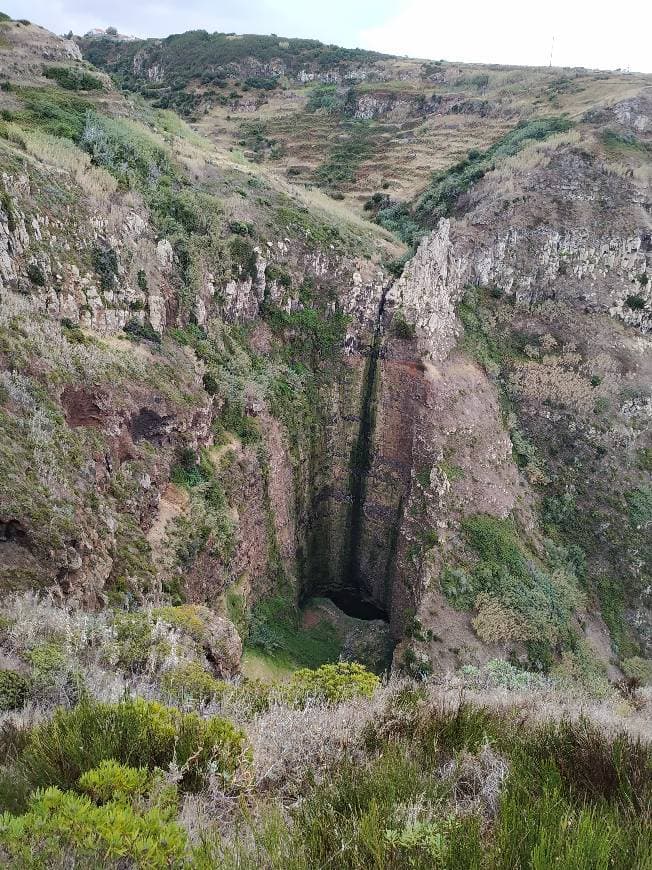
[[9, 125, 118, 197]]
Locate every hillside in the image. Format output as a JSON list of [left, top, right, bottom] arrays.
[[0, 12, 650, 866]]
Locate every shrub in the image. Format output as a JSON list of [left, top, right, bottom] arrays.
[[472, 593, 531, 644], [112, 611, 153, 671], [90, 244, 118, 290], [123, 318, 161, 344], [160, 662, 226, 703], [227, 236, 257, 281], [19, 697, 247, 792], [306, 84, 344, 114], [78, 760, 151, 804], [288, 662, 379, 704], [621, 656, 652, 685], [462, 514, 525, 576], [0, 786, 187, 869], [42, 66, 103, 92], [155, 604, 210, 642], [391, 310, 416, 340], [625, 486, 652, 529], [26, 263, 45, 286], [19, 88, 91, 140], [625, 294, 647, 310], [27, 643, 67, 691], [0, 670, 28, 712]]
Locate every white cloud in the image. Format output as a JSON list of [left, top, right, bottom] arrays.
[[360, 0, 651, 73]]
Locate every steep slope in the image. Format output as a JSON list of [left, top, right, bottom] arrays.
[[0, 15, 648, 693]]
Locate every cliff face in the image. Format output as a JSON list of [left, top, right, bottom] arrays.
[[0, 17, 650, 681]]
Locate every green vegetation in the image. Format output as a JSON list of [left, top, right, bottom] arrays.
[[247, 595, 342, 668], [315, 121, 373, 189], [81, 30, 386, 116], [16, 87, 91, 139], [160, 662, 225, 703], [205, 704, 651, 868], [0, 786, 187, 869], [441, 514, 584, 668], [625, 486, 652, 529], [289, 661, 379, 703], [378, 117, 572, 244], [14, 697, 245, 796], [307, 83, 345, 114], [42, 66, 103, 92], [0, 670, 28, 711], [77, 760, 152, 804], [25, 263, 45, 286]]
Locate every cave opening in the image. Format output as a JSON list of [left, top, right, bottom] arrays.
[[327, 588, 389, 622]]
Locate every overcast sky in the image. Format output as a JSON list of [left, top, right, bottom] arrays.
[[9, 0, 652, 73]]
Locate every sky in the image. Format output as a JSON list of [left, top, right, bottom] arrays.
[[8, 0, 652, 73]]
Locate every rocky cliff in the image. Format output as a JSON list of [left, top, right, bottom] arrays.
[[0, 16, 649, 687]]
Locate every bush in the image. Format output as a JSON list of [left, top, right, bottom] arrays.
[[27, 643, 68, 692], [19, 88, 91, 140], [391, 311, 416, 340], [0, 786, 187, 869], [288, 662, 379, 704], [90, 244, 118, 290], [78, 760, 151, 804], [19, 697, 247, 792], [625, 294, 647, 310], [42, 66, 103, 92], [112, 612, 153, 671], [155, 604, 210, 642], [621, 656, 652, 685], [625, 486, 652, 529], [160, 662, 226, 704], [0, 670, 28, 712], [123, 318, 161, 344], [26, 263, 45, 286], [227, 236, 257, 281]]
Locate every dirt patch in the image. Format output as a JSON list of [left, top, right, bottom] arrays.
[[146, 483, 188, 556], [61, 386, 107, 428]]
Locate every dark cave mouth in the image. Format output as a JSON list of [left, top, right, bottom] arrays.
[[327, 588, 389, 622]]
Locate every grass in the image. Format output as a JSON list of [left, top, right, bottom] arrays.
[[246, 595, 343, 670], [377, 116, 572, 244], [206, 703, 652, 869]]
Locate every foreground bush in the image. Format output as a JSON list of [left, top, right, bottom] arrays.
[[0, 786, 186, 869], [19, 697, 247, 792], [77, 760, 151, 804]]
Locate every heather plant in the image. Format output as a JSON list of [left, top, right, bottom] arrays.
[[18, 697, 247, 793]]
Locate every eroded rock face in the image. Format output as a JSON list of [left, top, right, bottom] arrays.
[[202, 609, 243, 678]]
